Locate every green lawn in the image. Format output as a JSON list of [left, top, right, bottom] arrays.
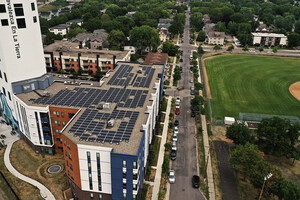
[[204, 55, 300, 119]]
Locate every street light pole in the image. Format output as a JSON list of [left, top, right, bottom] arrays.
[[258, 173, 272, 200]]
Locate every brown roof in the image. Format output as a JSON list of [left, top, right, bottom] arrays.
[[143, 52, 168, 65], [207, 31, 225, 39]]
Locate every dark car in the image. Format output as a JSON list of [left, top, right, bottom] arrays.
[[191, 111, 195, 118], [89, 78, 98, 81], [79, 77, 88, 80], [174, 120, 179, 126], [170, 150, 177, 160], [180, 58, 183, 62], [190, 66, 193, 72], [192, 175, 200, 188], [180, 66, 182, 72]]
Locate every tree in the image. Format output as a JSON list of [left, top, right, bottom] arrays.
[[196, 31, 206, 42], [173, 66, 181, 81], [226, 123, 253, 145], [82, 18, 102, 32], [295, 20, 300, 34], [198, 45, 204, 54], [107, 30, 127, 50], [228, 44, 234, 51], [258, 46, 264, 52], [257, 117, 300, 159], [273, 178, 300, 200], [190, 12, 203, 31], [213, 45, 221, 51], [230, 13, 246, 23], [194, 82, 203, 90], [66, 27, 86, 39], [287, 33, 300, 48], [215, 22, 227, 33], [100, 14, 111, 23], [242, 45, 249, 51], [162, 41, 179, 56], [272, 47, 278, 53], [129, 25, 160, 53]]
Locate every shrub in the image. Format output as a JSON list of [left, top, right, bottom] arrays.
[[164, 142, 172, 152], [162, 155, 170, 174]]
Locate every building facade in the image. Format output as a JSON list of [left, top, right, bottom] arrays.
[[252, 32, 287, 46], [206, 31, 225, 45]]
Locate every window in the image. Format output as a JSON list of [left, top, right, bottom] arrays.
[[123, 193, 126, 199], [133, 184, 137, 190], [0, 70, 2, 78], [2, 87, 6, 96], [64, 140, 66, 146], [31, 2, 35, 11], [90, 193, 94, 199], [123, 160, 126, 168], [99, 194, 103, 200], [57, 112, 60, 117], [14, 4, 24, 16], [56, 138, 61, 142], [133, 161, 137, 169], [123, 172, 126, 179], [54, 120, 57, 124], [0, 4, 6, 13], [133, 194, 137, 200], [58, 121, 61, 126], [53, 111, 57, 115], [66, 160, 69, 167], [4, 73, 7, 82], [123, 183, 126, 189], [1, 19, 8, 26], [61, 112, 64, 118], [68, 153, 72, 160], [56, 129, 59, 133], [70, 163, 73, 171], [71, 173, 74, 180], [16, 18, 26, 29], [8, 92, 11, 101], [62, 121, 66, 126], [67, 142, 70, 150], [33, 16, 37, 23], [65, 150, 67, 156]]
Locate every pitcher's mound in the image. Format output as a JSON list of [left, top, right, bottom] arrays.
[[289, 82, 300, 101]]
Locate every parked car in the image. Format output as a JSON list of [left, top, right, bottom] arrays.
[[170, 150, 177, 160], [191, 111, 195, 118], [190, 55, 193, 60], [190, 60, 193, 65], [180, 66, 183, 72], [190, 87, 195, 95], [190, 79, 193, 83], [172, 132, 178, 142], [169, 170, 176, 183], [180, 58, 183, 62], [176, 96, 181, 104], [192, 175, 200, 188], [174, 129, 179, 135], [79, 77, 88, 80], [175, 105, 180, 115], [172, 141, 177, 151], [190, 66, 193, 72], [174, 126, 178, 131], [174, 120, 179, 126]]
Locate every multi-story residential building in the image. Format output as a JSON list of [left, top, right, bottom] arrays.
[[252, 32, 287, 47], [49, 24, 70, 35], [206, 31, 225, 45], [0, 0, 54, 152], [44, 40, 131, 74], [1, 3, 165, 200]]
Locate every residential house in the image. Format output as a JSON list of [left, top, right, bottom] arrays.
[[206, 31, 225, 45], [157, 28, 169, 42], [124, 46, 136, 54], [40, 11, 52, 21], [125, 11, 136, 18], [252, 32, 287, 46], [49, 24, 70, 36], [158, 18, 173, 29], [71, 29, 109, 50], [66, 19, 83, 26]]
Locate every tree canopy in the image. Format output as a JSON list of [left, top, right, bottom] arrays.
[[226, 123, 253, 145]]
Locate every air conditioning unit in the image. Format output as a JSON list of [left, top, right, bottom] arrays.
[[103, 103, 110, 109]]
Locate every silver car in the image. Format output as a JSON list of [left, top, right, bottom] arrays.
[[169, 170, 176, 183]]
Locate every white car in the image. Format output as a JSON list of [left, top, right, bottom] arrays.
[[169, 170, 176, 184], [174, 126, 178, 131], [249, 50, 255, 53], [172, 133, 178, 142], [172, 141, 177, 151], [176, 96, 181, 104], [174, 130, 179, 135], [190, 79, 193, 83]]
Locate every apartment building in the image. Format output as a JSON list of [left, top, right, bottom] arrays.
[[252, 32, 287, 47], [44, 40, 131, 74]]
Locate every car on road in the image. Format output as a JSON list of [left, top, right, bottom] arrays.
[[180, 66, 183, 72], [190, 55, 193, 60], [176, 96, 181, 104], [174, 120, 179, 126], [172, 141, 177, 151], [172, 132, 178, 142], [190, 87, 195, 95], [190, 66, 193, 72], [170, 150, 177, 160], [169, 170, 176, 184], [192, 175, 200, 188], [175, 106, 180, 115], [191, 111, 195, 117], [249, 50, 255, 53], [190, 79, 193, 83], [180, 58, 183, 62], [190, 60, 193, 65], [174, 126, 178, 131]]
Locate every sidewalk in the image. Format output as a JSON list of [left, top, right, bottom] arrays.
[[152, 96, 172, 200], [169, 56, 177, 88], [4, 139, 56, 200]]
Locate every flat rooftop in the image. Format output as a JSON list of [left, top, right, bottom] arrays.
[[44, 40, 129, 59], [16, 62, 164, 155], [252, 32, 287, 38]]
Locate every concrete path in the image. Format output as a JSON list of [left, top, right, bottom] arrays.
[[201, 115, 215, 200], [152, 96, 172, 200], [4, 139, 55, 200]]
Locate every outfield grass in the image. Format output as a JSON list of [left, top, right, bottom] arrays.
[[204, 55, 300, 119]]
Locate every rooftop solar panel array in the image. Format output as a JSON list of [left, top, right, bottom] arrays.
[[107, 65, 134, 86], [31, 64, 158, 144], [69, 109, 139, 143]]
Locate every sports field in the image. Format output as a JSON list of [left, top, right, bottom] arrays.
[[204, 55, 300, 119]]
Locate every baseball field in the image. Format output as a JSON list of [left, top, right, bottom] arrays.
[[204, 55, 300, 119]]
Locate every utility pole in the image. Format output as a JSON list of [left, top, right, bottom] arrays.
[[258, 173, 272, 200]]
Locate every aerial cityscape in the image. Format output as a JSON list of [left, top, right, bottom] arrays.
[[0, 0, 299, 200]]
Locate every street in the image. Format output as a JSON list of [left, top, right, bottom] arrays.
[[169, 9, 206, 200]]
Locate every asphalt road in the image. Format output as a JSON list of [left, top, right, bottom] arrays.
[[169, 10, 206, 200]]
